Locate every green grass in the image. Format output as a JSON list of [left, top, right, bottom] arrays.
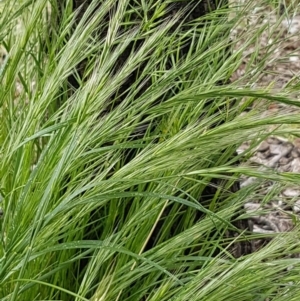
[[0, 0, 300, 300]]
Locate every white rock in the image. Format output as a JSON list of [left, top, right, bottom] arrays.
[[293, 200, 300, 213]]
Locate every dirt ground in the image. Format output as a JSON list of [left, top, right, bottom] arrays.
[[231, 0, 300, 102], [231, 1, 300, 248]]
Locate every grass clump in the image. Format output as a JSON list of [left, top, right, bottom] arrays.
[[0, 0, 300, 300]]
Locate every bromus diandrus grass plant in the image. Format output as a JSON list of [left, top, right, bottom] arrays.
[[1, 0, 300, 300]]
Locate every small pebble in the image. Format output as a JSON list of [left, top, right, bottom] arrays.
[[291, 149, 300, 158], [282, 188, 300, 197], [279, 157, 292, 165], [256, 141, 269, 152], [293, 200, 300, 213], [293, 138, 300, 149], [291, 158, 300, 173], [267, 137, 281, 144], [257, 150, 270, 159], [293, 147, 300, 156]]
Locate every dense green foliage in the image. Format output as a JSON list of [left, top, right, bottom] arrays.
[[0, 0, 300, 300]]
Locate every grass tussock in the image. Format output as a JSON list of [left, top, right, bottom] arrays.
[[0, 0, 300, 300]]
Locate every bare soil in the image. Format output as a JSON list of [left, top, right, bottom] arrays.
[[232, 1, 300, 252]]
